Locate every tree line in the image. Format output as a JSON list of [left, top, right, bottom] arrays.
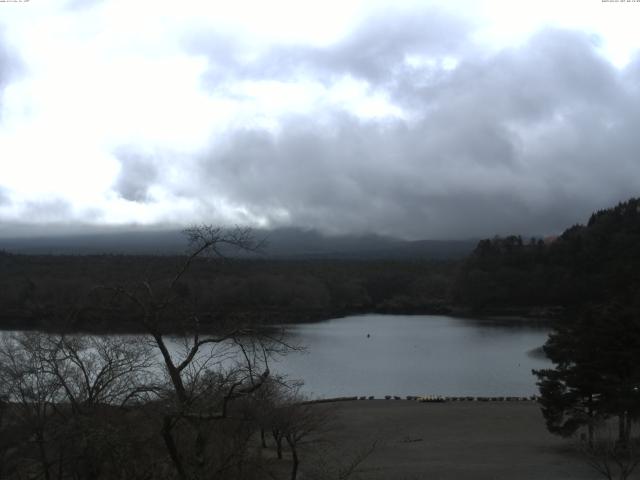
[[0, 251, 456, 332], [453, 198, 640, 313], [448, 197, 640, 478], [0, 226, 367, 480], [526, 199, 640, 479]]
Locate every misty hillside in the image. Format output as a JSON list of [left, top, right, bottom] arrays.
[[0, 227, 476, 260]]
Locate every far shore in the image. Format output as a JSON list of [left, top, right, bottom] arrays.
[[0, 306, 557, 335]]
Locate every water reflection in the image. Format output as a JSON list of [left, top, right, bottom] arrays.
[[273, 314, 551, 398], [0, 315, 551, 399]]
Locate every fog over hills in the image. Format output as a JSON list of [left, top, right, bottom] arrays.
[[0, 227, 476, 260]]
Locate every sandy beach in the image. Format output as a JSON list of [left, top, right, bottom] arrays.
[[300, 400, 599, 480]]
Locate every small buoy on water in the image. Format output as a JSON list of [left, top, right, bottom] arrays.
[[366, 333, 370, 338]]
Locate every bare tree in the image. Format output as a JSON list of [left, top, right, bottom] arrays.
[[246, 377, 296, 459], [98, 225, 292, 480], [0, 332, 66, 480], [38, 335, 157, 412], [580, 432, 640, 480], [0, 226, 297, 480], [281, 397, 330, 480], [0, 331, 160, 480], [248, 380, 332, 480]]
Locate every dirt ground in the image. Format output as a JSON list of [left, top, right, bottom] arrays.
[[299, 400, 600, 480]]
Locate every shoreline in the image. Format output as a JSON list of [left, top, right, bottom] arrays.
[[302, 400, 597, 479], [0, 308, 556, 335], [303, 395, 539, 404]]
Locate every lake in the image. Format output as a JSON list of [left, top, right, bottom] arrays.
[[272, 314, 551, 398], [1, 314, 551, 399]]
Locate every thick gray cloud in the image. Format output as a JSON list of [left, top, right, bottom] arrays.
[[191, 8, 474, 88], [256, 9, 471, 84], [190, 25, 640, 239], [112, 149, 160, 203], [21, 198, 73, 223]]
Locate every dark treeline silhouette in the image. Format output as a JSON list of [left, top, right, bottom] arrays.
[[1, 199, 640, 478], [534, 303, 640, 446], [0, 252, 457, 332], [0, 226, 476, 259], [3, 197, 640, 331], [453, 197, 640, 314], [0, 226, 369, 480]]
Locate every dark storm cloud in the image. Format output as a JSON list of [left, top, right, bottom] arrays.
[[188, 24, 640, 239], [112, 149, 160, 203], [402, 29, 618, 120]]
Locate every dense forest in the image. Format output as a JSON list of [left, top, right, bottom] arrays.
[[453, 197, 640, 314], [1, 197, 639, 331], [0, 253, 456, 332], [1, 199, 640, 478]]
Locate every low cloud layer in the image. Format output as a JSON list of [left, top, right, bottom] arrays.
[[190, 24, 640, 239]]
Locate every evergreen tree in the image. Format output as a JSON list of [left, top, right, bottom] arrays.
[[534, 312, 604, 444], [534, 302, 640, 446]]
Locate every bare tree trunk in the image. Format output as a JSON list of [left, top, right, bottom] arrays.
[[588, 400, 595, 448], [285, 435, 299, 480], [273, 430, 283, 460], [152, 333, 188, 405], [36, 430, 51, 480], [194, 423, 209, 471], [162, 416, 187, 480], [57, 449, 65, 480], [619, 414, 625, 446], [618, 412, 630, 448], [260, 428, 267, 448]]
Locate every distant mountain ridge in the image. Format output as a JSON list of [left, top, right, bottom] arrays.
[[0, 227, 477, 260]]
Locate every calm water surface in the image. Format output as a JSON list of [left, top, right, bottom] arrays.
[[2, 314, 551, 399], [272, 314, 551, 398]]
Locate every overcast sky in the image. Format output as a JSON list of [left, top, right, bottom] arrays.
[[0, 0, 639, 239]]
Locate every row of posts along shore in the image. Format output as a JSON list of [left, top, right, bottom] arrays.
[[303, 395, 539, 404]]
